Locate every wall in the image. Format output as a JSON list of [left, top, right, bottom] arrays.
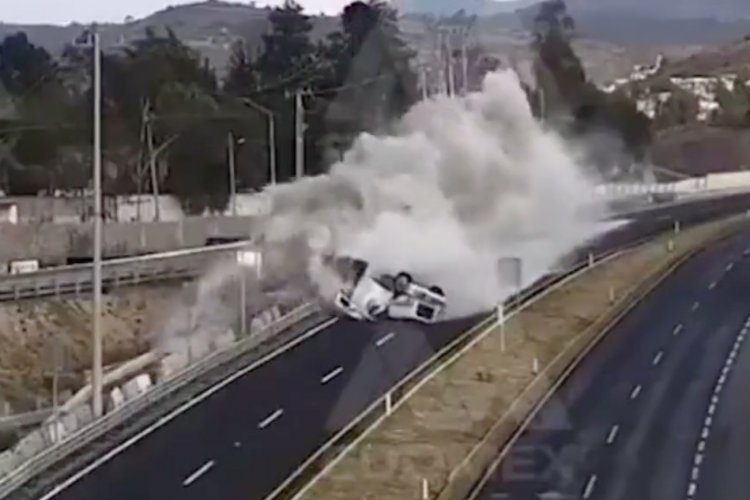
[[0, 193, 271, 225], [0, 216, 257, 266]]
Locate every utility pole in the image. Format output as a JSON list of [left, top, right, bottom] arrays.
[[461, 36, 469, 95], [445, 31, 455, 97], [295, 91, 305, 180], [227, 133, 237, 216], [91, 29, 103, 418], [240, 97, 276, 185], [419, 66, 428, 100], [145, 101, 160, 221]]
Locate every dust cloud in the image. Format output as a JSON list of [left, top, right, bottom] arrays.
[[261, 69, 612, 318]]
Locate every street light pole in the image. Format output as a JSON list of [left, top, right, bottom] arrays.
[[91, 29, 104, 418], [227, 132, 237, 216], [240, 97, 277, 185]]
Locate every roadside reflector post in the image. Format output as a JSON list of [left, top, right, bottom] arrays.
[[667, 239, 675, 253], [674, 220, 681, 234], [385, 392, 393, 416], [497, 304, 506, 353], [588, 252, 595, 268], [609, 286, 616, 304], [532, 357, 539, 374], [421, 478, 429, 499]]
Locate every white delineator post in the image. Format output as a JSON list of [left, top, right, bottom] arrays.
[[497, 303, 506, 352]]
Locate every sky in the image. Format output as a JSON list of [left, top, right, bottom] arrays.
[[0, 0, 361, 25]]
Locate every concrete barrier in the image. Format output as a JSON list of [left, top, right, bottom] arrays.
[[188, 336, 211, 361], [107, 387, 126, 411], [71, 404, 93, 428], [14, 431, 45, 462], [0, 451, 15, 475], [121, 374, 152, 400], [250, 317, 264, 333], [159, 352, 189, 380], [212, 330, 236, 351]]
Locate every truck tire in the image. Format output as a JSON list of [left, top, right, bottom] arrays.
[[394, 272, 412, 295], [429, 286, 445, 297]]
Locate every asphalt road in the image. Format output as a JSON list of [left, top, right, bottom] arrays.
[[34, 194, 750, 500], [473, 224, 750, 500]]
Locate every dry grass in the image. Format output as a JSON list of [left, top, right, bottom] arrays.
[[301, 217, 746, 500], [0, 284, 185, 412]]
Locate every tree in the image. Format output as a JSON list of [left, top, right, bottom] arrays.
[[320, 0, 418, 161], [531, 1, 652, 167], [0, 33, 57, 96]]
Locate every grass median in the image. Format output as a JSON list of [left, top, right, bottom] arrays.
[[299, 215, 749, 500]]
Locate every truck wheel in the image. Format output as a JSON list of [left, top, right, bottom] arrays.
[[394, 272, 412, 295], [429, 286, 445, 297]]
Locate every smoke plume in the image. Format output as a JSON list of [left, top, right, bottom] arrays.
[[260, 70, 612, 318]]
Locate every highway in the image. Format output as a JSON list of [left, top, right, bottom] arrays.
[[473, 225, 750, 499], [19, 193, 750, 500]]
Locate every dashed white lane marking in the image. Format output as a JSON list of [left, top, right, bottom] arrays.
[[376, 332, 396, 347], [606, 424, 620, 444], [709, 281, 717, 290], [685, 315, 749, 500], [183, 460, 215, 487], [744, 249, 750, 257], [321, 366, 344, 385], [582, 474, 597, 499], [653, 351, 664, 366], [674, 324, 684, 336], [630, 385, 642, 400], [692, 301, 700, 312], [687, 482, 697, 497], [726, 262, 735, 272], [258, 408, 284, 429]]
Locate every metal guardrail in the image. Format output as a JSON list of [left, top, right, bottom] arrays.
[[0, 240, 254, 301], [0, 300, 319, 498]]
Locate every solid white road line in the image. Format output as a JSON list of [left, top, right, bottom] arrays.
[[258, 409, 284, 429], [376, 332, 396, 347], [630, 385, 642, 400], [182, 460, 215, 487], [582, 474, 597, 499], [652, 351, 664, 366], [37, 318, 338, 500], [673, 324, 683, 336], [606, 424, 620, 444], [321, 366, 344, 385]]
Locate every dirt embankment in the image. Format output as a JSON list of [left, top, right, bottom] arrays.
[[0, 285, 185, 412]]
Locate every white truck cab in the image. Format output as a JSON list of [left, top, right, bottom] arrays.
[[332, 259, 447, 324]]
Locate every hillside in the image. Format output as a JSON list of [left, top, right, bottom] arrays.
[[565, 0, 750, 20], [0, 1, 339, 78]]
